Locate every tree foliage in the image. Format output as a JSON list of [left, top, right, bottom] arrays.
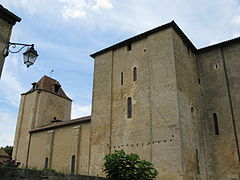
[[103, 150, 158, 180]]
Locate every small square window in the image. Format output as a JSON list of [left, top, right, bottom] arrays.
[[127, 43, 132, 51]]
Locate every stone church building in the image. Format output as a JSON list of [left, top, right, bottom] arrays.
[[12, 21, 240, 180]]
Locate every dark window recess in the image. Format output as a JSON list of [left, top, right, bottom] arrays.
[[213, 113, 219, 135], [133, 67, 137, 81], [127, 97, 132, 118], [71, 155, 76, 174], [45, 157, 48, 169], [187, 46, 190, 55], [196, 149, 200, 174], [191, 107, 194, 113], [121, 72, 123, 85], [127, 43, 132, 51], [54, 84, 61, 93], [214, 64, 219, 69], [32, 82, 37, 90], [198, 79, 201, 84]]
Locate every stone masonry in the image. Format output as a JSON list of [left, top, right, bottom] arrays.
[[13, 21, 240, 180], [0, 5, 21, 78]]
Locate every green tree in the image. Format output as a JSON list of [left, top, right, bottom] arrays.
[[103, 150, 158, 180], [1, 146, 13, 157]]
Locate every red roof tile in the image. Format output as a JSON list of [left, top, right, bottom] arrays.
[[23, 75, 71, 101]]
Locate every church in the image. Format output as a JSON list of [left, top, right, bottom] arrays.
[[12, 21, 240, 180]]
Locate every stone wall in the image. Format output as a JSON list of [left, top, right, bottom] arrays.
[[173, 30, 206, 180], [27, 121, 90, 175], [13, 90, 72, 168], [90, 27, 185, 180], [0, 5, 20, 78], [0, 15, 13, 77], [0, 168, 105, 180], [197, 42, 240, 180]]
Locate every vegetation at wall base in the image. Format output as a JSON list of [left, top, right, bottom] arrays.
[[103, 150, 158, 180], [0, 158, 21, 168]]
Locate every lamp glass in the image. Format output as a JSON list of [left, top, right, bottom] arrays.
[[23, 47, 38, 68]]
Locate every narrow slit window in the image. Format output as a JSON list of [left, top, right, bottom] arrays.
[[133, 67, 137, 81], [213, 113, 219, 135], [121, 72, 123, 85], [71, 155, 76, 174], [44, 157, 48, 169], [214, 64, 219, 69], [127, 97, 132, 118], [187, 46, 190, 55], [196, 149, 200, 174]]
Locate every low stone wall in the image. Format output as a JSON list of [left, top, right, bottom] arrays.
[[0, 167, 106, 180]]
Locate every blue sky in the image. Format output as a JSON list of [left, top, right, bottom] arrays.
[[0, 0, 240, 147]]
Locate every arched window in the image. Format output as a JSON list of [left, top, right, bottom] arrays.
[[213, 113, 219, 135], [71, 155, 76, 174], [127, 97, 132, 118], [133, 67, 137, 81], [44, 157, 48, 169]]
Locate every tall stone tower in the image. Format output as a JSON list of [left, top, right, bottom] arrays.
[[12, 75, 72, 167], [89, 21, 205, 180]]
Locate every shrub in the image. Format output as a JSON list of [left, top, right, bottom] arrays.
[[103, 150, 158, 180], [0, 158, 21, 168]]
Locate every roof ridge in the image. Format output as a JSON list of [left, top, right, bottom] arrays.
[[90, 21, 197, 58], [198, 36, 240, 52], [23, 75, 72, 101]]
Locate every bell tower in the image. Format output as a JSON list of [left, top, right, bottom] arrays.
[[12, 75, 72, 167]]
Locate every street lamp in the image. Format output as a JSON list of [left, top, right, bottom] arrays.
[[3, 42, 38, 68]]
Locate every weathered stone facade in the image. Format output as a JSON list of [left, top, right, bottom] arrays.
[[13, 21, 240, 180], [0, 5, 21, 78]]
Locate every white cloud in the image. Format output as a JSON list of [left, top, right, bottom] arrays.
[[57, 0, 113, 20], [62, 6, 86, 19], [0, 57, 25, 107], [58, 0, 87, 19], [231, 15, 240, 25], [71, 103, 91, 119], [92, 0, 113, 11], [0, 112, 17, 147]]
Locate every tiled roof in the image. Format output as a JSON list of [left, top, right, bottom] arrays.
[[0, 5, 21, 25], [29, 116, 91, 133], [0, 149, 9, 157], [90, 21, 197, 58], [23, 75, 72, 101]]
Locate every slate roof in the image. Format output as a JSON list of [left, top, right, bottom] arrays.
[[90, 21, 197, 58], [0, 5, 21, 25], [29, 116, 91, 133], [198, 36, 240, 53], [90, 20, 240, 58], [23, 75, 71, 101]]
